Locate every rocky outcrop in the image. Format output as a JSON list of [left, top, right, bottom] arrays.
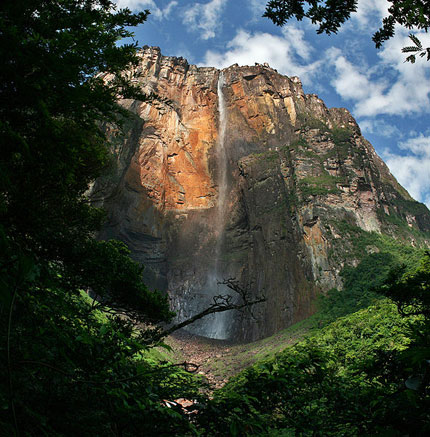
[[93, 46, 430, 341]]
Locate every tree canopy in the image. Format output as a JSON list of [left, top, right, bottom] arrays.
[[0, 0, 174, 322], [2, 1, 430, 434], [197, 252, 430, 435], [0, 1, 201, 434], [264, 0, 430, 62]]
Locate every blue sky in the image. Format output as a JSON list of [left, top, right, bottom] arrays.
[[115, 0, 430, 207]]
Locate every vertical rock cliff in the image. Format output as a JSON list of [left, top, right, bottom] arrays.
[[93, 47, 430, 341]]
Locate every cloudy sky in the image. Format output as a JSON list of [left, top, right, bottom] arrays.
[[115, 0, 430, 207]]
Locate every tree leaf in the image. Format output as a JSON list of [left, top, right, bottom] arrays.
[[405, 375, 422, 390]]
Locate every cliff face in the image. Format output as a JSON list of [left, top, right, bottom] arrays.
[[94, 46, 430, 341]]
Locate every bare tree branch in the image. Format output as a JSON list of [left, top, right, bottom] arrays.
[[156, 278, 265, 340]]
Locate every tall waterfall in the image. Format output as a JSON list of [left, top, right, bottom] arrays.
[[208, 71, 230, 339], [214, 72, 228, 264], [195, 72, 230, 340]]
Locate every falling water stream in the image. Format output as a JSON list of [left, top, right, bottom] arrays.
[[197, 72, 230, 340], [214, 72, 228, 261]]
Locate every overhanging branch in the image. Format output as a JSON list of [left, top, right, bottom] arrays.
[[156, 278, 266, 340]]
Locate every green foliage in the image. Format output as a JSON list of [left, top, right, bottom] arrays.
[[393, 196, 430, 216], [318, 230, 422, 326], [311, 125, 354, 163], [331, 126, 352, 143], [196, 252, 430, 436], [320, 220, 424, 321], [383, 196, 430, 240], [298, 173, 342, 197], [382, 209, 430, 242], [0, 283, 201, 435], [65, 239, 174, 323], [376, 253, 430, 428], [199, 301, 422, 436], [288, 137, 308, 150], [0, 1, 196, 434], [379, 251, 430, 320], [331, 126, 352, 156], [264, 0, 430, 62], [373, 2, 430, 50], [264, 0, 358, 35], [249, 150, 279, 162], [0, 0, 167, 324], [2, 1, 430, 434], [403, 33, 430, 63], [297, 112, 329, 131], [332, 219, 425, 262]]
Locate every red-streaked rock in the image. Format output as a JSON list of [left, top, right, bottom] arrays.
[[93, 47, 430, 342]]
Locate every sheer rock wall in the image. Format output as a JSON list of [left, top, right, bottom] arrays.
[[93, 47, 430, 341]]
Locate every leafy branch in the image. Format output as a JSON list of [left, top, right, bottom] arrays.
[[402, 34, 430, 63], [264, 0, 430, 62], [17, 360, 200, 386]]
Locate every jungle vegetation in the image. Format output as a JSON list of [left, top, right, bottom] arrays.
[[1, 1, 429, 435]]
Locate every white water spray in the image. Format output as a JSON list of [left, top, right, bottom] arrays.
[[214, 72, 228, 262], [199, 72, 230, 339]]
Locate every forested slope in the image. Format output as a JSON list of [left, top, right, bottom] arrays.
[[1, 1, 430, 436]]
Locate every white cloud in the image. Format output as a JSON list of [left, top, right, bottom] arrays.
[[248, 0, 266, 19], [359, 119, 402, 138], [202, 28, 321, 84], [327, 29, 430, 117], [326, 48, 384, 101], [353, 0, 390, 28], [281, 26, 312, 61], [161, 1, 178, 18], [383, 134, 430, 207], [114, 0, 178, 19], [183, 0, 227, 40]]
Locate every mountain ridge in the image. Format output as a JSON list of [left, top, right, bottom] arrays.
[[93, 46, 430, 341]]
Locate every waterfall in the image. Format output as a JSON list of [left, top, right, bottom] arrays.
[[214, 72, 228, 264], [201, 71, 230, 339], [192, 72, 230, 340], [209, 72, 230, 339]]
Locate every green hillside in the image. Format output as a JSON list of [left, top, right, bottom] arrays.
[[2, 1, 430, 435]]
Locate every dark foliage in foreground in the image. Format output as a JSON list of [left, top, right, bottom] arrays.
[[2, 1, 430, 435], [197, 253, 430, 436], [0, 1, 200, 434]]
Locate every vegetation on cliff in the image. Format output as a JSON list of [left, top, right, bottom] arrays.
[[1, 1, 430, 435], [198, 253, 430, 436]]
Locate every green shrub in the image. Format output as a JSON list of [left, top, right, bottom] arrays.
[[199, 301, 421, 436], [298, 173, 342, 197]]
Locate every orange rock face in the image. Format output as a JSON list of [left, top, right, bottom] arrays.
[[94, 47, 430, 341], [134, 99, 217, 210], [122, 53, 220, 211]]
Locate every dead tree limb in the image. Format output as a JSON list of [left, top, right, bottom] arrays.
[[155, 278, 265, 340]]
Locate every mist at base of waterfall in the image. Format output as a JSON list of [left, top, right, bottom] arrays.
[[183, 272, 232, 340]]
